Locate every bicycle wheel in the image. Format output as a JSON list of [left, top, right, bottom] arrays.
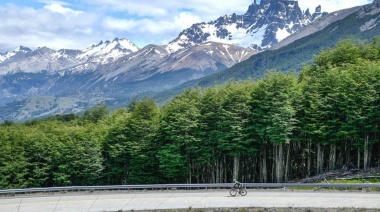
[[240, 189, 247, 196], [229, 189, 238, 196]]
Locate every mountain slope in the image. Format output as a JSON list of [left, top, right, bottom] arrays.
[[271, 6, 362, 50], [0, 96, 92, 123], [95, 42, 255, 83]]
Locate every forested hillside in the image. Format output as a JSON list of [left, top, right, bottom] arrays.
[[1, 38, 380, 189]]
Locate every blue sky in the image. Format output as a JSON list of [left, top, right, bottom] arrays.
[[0, 0, 373, 52]]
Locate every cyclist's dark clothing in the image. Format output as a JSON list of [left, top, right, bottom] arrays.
[[233, 179, 242, 188]]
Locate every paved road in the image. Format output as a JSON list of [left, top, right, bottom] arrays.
[[1, 190, 380, 211]]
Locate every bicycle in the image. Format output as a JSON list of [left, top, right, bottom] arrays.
[[229, 183, 247, 196]]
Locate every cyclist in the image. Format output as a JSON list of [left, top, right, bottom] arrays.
[[230, 179, 247, 196], [233, 179, 242, 189]]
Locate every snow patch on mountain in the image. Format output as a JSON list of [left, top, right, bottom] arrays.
[[0, 46, 32, 63], [360, 16, 380, 31], [276, 27, 292, 41], [0, 52, 16, 63]]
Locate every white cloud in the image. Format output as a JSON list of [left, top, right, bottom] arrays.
[[0, 3, 102, 51], [87, 0, 172, 17], [102, 11, 202, 46], [103, 17, 172, 34], [44, 3, 82, 14], [37, 0, 71, 6], [174, 12, 202, 28], [103, 17, 139, 31], [88, 0, 252, 20], [103, 12, 201, 33], [298, 0, 371, 13], [181, 0, 253, 20]]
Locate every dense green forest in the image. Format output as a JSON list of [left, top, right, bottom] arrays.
[[1, 38, 380, 189]]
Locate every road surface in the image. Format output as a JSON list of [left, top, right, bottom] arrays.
[[1, 190, 380, 211]]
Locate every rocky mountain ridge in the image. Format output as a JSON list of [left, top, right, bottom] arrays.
[[166, 0, 327, 52], [0, 38, 140, 75], [359, 0, 380, 16], [94, 42, 255, 83], [271, 6, 362, 50]]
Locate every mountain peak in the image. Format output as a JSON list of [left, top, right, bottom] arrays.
[[77, 38, 140, 64], [16, 46, 32, 53], [315, 5, 322, 13], [359, 0, 380, 16], [113, 38, 140, 52], [305, 8, 311, 18], [36, 46, 54, 54], [97, 40, 104, 46], [167, 0, 327, 53]]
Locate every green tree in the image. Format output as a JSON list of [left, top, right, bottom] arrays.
[[158, 89, 201, 183], [0, 126, 29, 188], [249, 72, 299, 182], [215, 82, 252, 181], [82, 104, 109, 124], [101, 108, 131, 184], [125, 98, 161, 184]]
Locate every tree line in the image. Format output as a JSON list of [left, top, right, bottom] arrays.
[[1, 38, 380, 189]]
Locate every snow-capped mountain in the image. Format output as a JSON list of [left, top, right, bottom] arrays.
[[0, 38, 139, 75], [158, 42, 254, 73], [95, 42, 256, 83], [0, 46, 80, 75], [77, 38, 139, 64], [0, 38, 255, 109], [166, 0, 327, 52]]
